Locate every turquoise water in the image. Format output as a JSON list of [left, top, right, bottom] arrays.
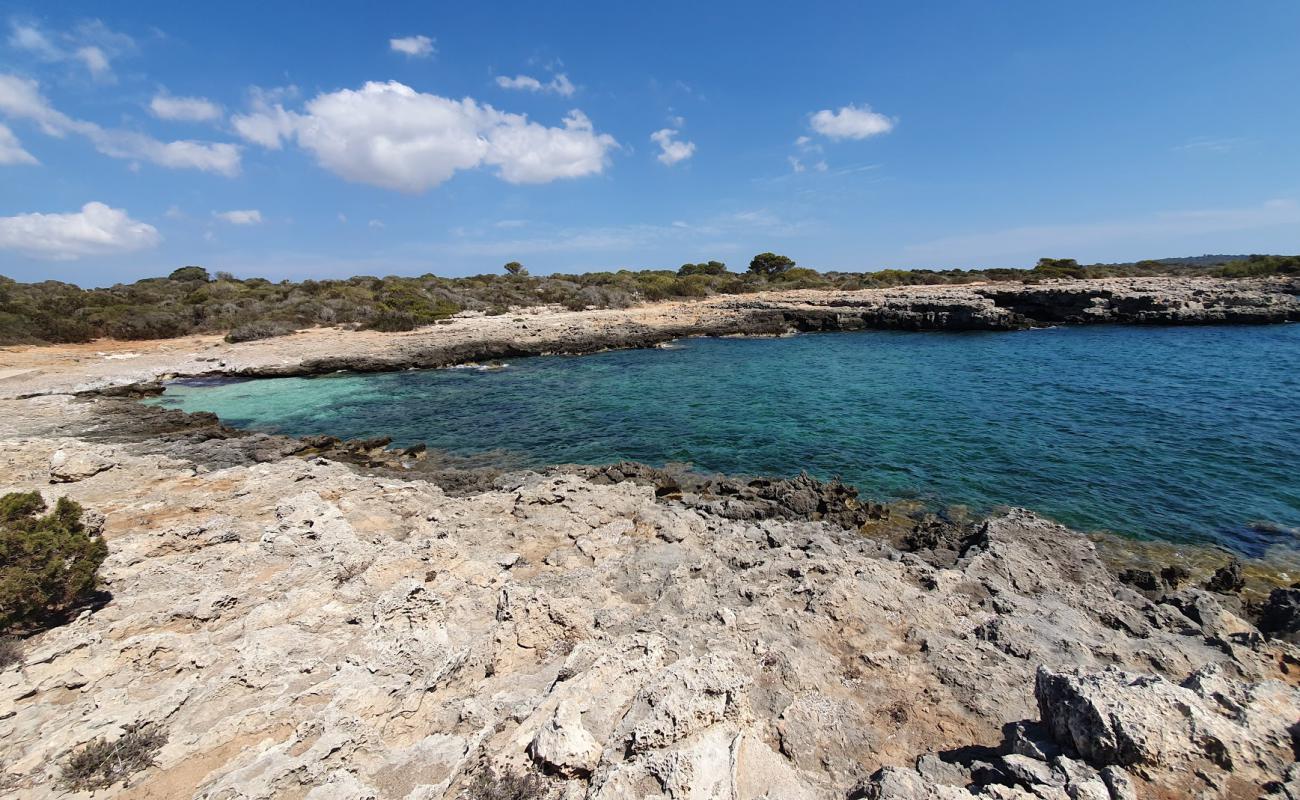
[[150, 325, 1300, 555]]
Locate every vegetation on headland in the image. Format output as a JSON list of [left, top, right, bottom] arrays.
[[0, 253, 1294, 346]]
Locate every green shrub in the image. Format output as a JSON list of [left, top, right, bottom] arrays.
[[224, 320, 297, 343], [60, 722, 167, 792], [0, 492, 108, 631], [366, 310, 418, 332]]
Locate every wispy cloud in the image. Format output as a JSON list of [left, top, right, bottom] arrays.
[[495, 73, 576, 97], [214, 209, 262, 225], [150, 92, 222, 122], [444, 208, 813, 257], [6, 19, 135, 81], [389, 35, 435, 58], [1175, 136, 1247, 154], [0, 74, 241, 175], [0, 122, 37, 164]]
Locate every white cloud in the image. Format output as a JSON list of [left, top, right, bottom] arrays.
[[230, 87, 297, 149], [7, 24, 59, 58], [0, 122, 37, 165], [0, 201, 160, 260], [389, 35, 435, 57], [150, 92, 222, 122], [75, 46, 110, 77], [485, 109, 615, 183], [234, 80, 616, 191], [368, 219, 385, 229], [496, 75, 542, 92], [0, 74, 240, 175], [495, 73, 576, 97], [650, 128, 695, 166], [7, 20, 133, 81], [810, 104, 895, 140], [214, 209, 262, 225]]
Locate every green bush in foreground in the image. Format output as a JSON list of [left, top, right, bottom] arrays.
[[0, 492, 108, 632]]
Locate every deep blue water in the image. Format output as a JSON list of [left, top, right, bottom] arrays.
[[149, 325, 1300, 555]]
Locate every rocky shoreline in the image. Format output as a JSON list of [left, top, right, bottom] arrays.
[[0, 276, 1295, 398], [1, 279, 1299, 799]]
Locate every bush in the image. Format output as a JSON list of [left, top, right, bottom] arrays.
[[366, 310, 418, 332], [464, 766, 552, 800], [0, 492, 108, 631], [0, 635, 20, 669], [224, 320, 297, 343], [60, 722, 167, 792]]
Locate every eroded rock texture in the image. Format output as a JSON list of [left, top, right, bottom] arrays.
[[1, 401, 1297, 798]]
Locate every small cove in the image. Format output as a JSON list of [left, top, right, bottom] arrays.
[[148, 324, 1300, 557]]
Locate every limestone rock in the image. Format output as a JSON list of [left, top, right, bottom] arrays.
[[48, 447, 115, 482], [528, 700, 601, 777]]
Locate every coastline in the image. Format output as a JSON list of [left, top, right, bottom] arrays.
[[1, 276, 1296, 399], [2, 278, 1300, 798]]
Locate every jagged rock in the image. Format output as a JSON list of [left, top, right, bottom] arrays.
[[1116, 569, 1159, 592], [47, 447, 115, 482], [1206, 558, 1245, 593], [1256, 588, 1300, 644], [527, 700, 601, 777], [1035, 665, 1300, 790]]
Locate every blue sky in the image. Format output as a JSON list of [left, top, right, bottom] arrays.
[[1, 1, 1298, 286]]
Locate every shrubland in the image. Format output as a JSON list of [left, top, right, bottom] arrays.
[[0, 253, 1289, 346]]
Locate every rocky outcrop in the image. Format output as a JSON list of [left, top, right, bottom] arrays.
[[852, 662, 1300, 799], [2, 403, 1298, 798]]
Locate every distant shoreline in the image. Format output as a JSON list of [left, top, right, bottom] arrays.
[[1, 276, 1297, 399]]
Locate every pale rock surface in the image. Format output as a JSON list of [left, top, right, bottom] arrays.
[[48, 447, 115, 482], [1, 340, 1299, 799]]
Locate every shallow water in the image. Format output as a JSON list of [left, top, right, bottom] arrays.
[[150, 325, 1300, 556]]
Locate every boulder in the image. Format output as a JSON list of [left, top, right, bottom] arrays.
[[48, 448, 115, 483], [527, 700, 601, 777]]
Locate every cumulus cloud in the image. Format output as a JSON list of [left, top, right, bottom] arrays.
[[0, 123, 37, 165], [810, 104, 895, 140], [390, 35, 435, 57], [650, 128, 695, 166], [495, 73, 576, 97], [0, 74, 240, 175], [0, 201, 160, 260], [7, 20, 133, 81], [150, 92, 222, 122], [233, 80, 616, 191], [214, 209, 262, 225]]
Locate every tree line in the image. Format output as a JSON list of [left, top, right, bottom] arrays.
[[0, 253, 1292, 346]]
